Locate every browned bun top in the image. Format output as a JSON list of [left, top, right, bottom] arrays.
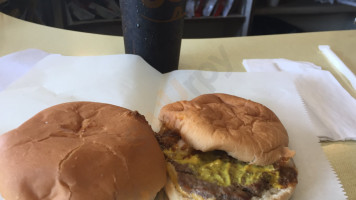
[[0, 102, 166, 200], [159, 93, 295, 166]]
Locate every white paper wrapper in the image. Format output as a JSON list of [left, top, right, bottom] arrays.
[[0, 49, 50, 91], [243, 58, 356, 141], [0, 53, 346, 199]]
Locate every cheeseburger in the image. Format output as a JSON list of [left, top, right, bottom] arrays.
[[156, 93, 298, 200], [0, 102, 166, 200]]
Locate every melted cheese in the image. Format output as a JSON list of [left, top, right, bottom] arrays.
[[164, 148, 281, 188]]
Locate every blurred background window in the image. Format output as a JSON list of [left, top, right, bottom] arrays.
[[1, 0, 355, 38]]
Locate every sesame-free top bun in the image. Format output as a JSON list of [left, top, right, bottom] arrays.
[[0, 102, 166, 200], [159, 93, 295, 166]]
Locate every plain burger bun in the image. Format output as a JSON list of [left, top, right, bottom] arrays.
[[0, 102, 166, 200], [159, 93, 295, 166]]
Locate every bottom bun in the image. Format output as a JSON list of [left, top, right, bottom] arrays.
[[252, 187, 294, 200], [165, 178, 214, 200], [165, 178, 188, 200]]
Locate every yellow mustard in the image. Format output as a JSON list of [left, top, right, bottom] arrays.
[[163, 148, 281, 188]]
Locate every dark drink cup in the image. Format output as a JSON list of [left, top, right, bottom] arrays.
[[120, 0, 186, 73]]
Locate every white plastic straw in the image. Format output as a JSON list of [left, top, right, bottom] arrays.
[[319, 45, 356, 90]]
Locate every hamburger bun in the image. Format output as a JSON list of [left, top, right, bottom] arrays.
[[0, 102, 166, 200], [157, 93, 298, 200]]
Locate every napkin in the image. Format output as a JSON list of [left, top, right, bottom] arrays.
[[243, 58, 356, 141], [0, 49, 50, 91], [0, 50, 347, 199]]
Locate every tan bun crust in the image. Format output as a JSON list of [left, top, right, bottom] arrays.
[[159, 93, 295, 166], [0, 102, 166, 200]]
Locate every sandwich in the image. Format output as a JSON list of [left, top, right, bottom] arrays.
[[0, 102, 166, 200], [155, 93, 298, 200]]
